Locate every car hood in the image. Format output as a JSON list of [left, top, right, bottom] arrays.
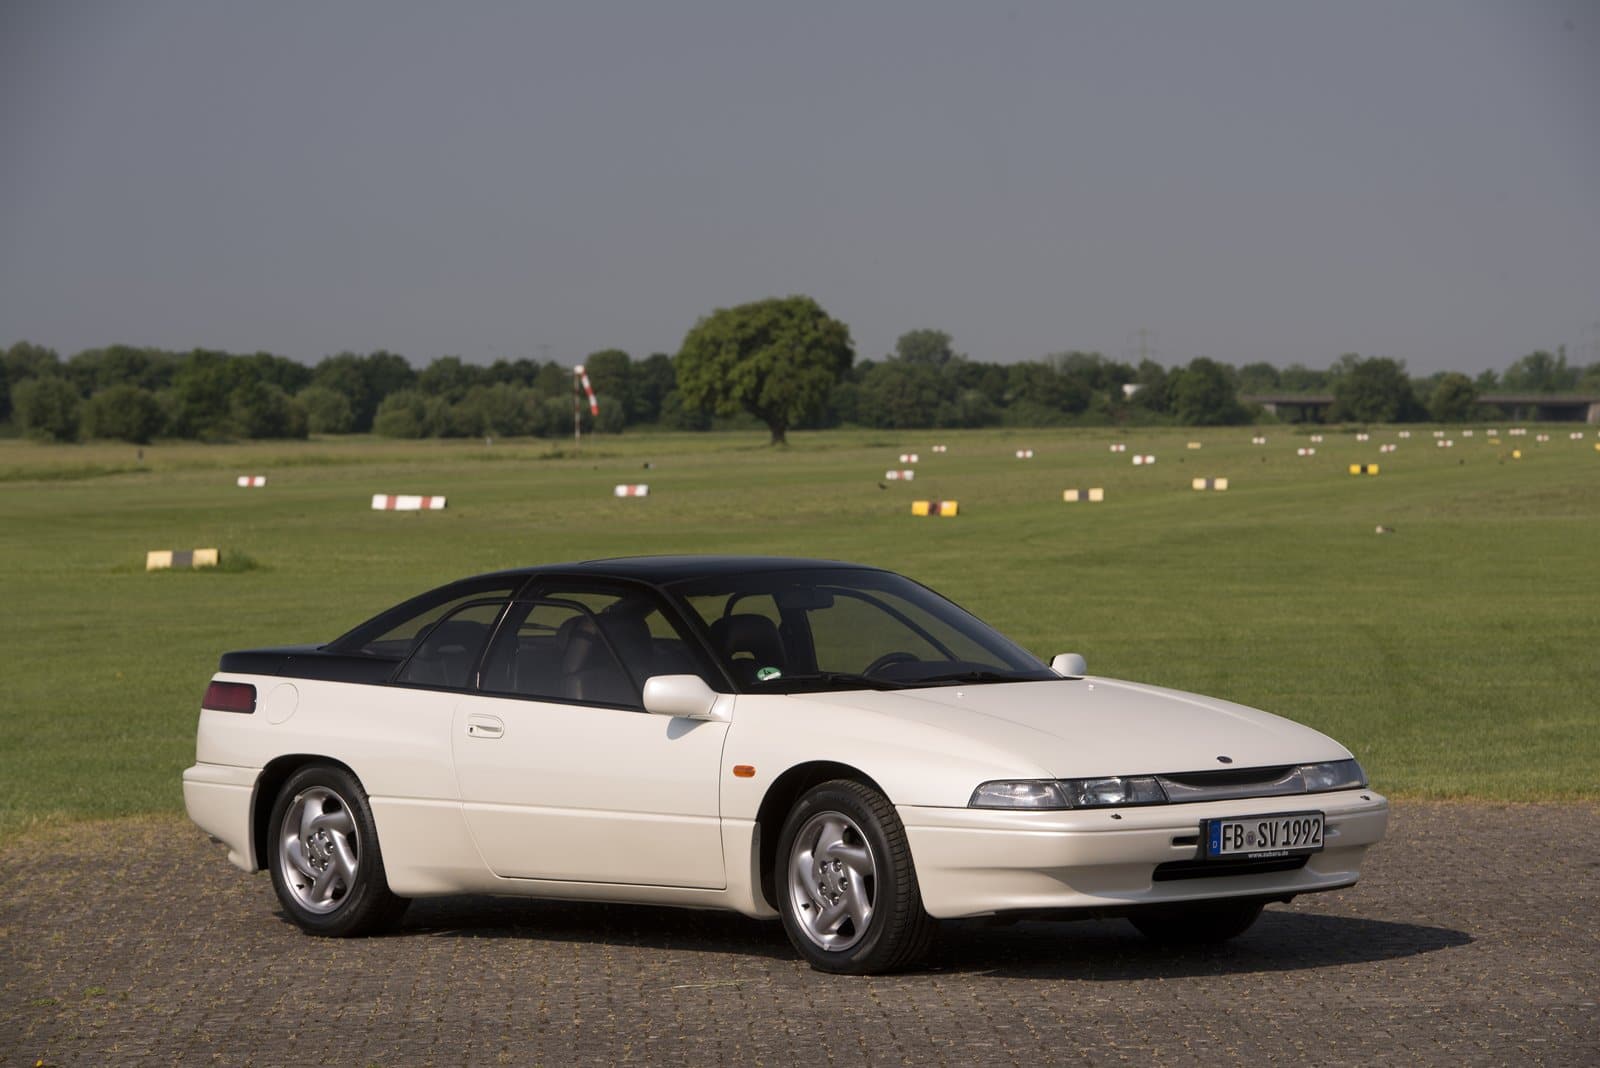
[[798, 676, 1351, 778]]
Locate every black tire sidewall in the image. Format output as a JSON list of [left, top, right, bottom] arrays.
[[775, 781, 920, 973], [267, 764, 397, 937]]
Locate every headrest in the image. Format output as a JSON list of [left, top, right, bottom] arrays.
[[557, 614, 603, 672], [708, 613, 785, 665]]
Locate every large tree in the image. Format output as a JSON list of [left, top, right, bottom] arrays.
[[1278, 363, 1328, 392], [372, 390, 430, 438], [1501, 349, 1579, 393], [230, 380, 308, 439], [633, 353, 677, 424], [2, 341, 61, 387], [453, 383, 537, 438], [675, 295, 853, 444], [892, 329, 960, 366], [1236, 361, 1281, 394], [296, 385, 355, 434], [65, 345, 178, 395], [417, 356, 483, 402], [1006, 360, 1092, 420], [857, 360, 946, 428], [311, 350, 415, 431], [1429, 373, 1479, 422], [1127, 359, 1172, 414], [12, 376, 81, 441], [82, 385, 165, 443], [1330, 356, 1420, 422], [1170, 357, 1246, 425], [168, 349, 245, 439]]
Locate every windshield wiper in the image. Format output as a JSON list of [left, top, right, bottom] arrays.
[[906, 669, 1038, 686], [752, 671, 900, 691]]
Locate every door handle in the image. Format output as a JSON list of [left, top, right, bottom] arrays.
[[465, 713, 504, 739]]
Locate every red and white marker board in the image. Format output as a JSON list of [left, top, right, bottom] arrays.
[[372, 494, 447, 511]]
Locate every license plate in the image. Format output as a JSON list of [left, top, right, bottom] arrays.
[[1205, 811, 1324, 859]]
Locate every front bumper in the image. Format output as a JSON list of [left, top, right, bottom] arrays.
[[900, 788, 1388, 918]]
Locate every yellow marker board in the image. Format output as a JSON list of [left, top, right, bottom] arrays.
[[146, 548, 220, 571]]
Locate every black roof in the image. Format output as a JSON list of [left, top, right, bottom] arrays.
[[483, 554, 882, 586], [318, 555, 889, 661]]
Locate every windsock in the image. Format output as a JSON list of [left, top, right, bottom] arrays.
[[575, 365, 599, 416]]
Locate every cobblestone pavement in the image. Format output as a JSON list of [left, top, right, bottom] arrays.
[[2, 802, 1595, 1066]]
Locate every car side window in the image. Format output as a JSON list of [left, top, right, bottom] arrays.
[[394, 600, 505, 690], [337, 580, 519, 658], [683, 592, 791, 685], [537, 584, 717, 685], [478, 599, 642, 708]]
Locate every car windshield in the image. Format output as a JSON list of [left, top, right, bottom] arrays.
[[667, 567, 1055, 692]]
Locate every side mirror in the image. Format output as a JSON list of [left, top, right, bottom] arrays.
[[643, 674, 731, 722], [1050, 652, 1087, 677]]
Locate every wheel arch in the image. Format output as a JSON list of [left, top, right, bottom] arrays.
[[250, 753, 361, 870], [753, 760, 889, 911]]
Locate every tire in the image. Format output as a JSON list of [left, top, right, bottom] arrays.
[[775, 779, 935, 974], [267, 764, 408, 937], [1129, 898, 1265, 944]]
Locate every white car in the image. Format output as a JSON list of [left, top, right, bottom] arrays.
[[184, 556, 1388, 973]]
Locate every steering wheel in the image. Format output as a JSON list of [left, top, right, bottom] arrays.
[[863, 651, 920, 676]]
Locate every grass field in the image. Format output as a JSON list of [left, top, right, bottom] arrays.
[[2, 424, 1596, 842]]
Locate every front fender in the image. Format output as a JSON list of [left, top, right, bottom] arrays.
[[717, 693, 1049, 820]]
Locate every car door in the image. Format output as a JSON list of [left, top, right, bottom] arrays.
[[451, 591, 730, 889]]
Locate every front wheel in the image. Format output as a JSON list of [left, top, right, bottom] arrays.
[[776, 780, 935, 974], [1128, 899, 1265, 944], [267, 764, 408, 937]]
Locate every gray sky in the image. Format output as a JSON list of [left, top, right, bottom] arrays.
[[2, 1, 1596, 375]]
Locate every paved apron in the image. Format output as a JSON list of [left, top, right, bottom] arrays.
[[2, 802, 1595, 1066]]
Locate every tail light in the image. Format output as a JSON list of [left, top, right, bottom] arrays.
[[203, 680, 257, 714]]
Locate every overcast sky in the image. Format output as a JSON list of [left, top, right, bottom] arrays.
[[2, 1, 1596, 376]]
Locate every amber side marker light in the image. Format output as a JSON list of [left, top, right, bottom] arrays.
[[732, 765, 756, 778], [203, 681, 257, 714]]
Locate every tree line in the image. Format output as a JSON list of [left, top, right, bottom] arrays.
[[5, 296, 1597, 444]]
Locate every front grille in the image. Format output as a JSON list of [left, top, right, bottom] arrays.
[[1152, 855, 1309, 882], [1155, 765, 1305, 803], [1160, 766, 1295, 788]]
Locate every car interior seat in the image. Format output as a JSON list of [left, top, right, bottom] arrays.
[[707, 613, 786, 686], [557, 614, 636, 705], [595, 610, 655, 679]]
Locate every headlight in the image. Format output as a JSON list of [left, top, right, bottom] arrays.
[[1060, 775, 1168, 807], [969, 776, 1168, 809], [1299, 759, 1367, 792], [969, 780, 1068, 809]]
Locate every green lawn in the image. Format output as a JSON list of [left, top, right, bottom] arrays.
[[2, 425, 1596, 841]]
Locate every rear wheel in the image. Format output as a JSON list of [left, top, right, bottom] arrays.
[[267, 765, 408, 937], [776, 780, 935, 974], [1129, 899, 1265, 944]]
